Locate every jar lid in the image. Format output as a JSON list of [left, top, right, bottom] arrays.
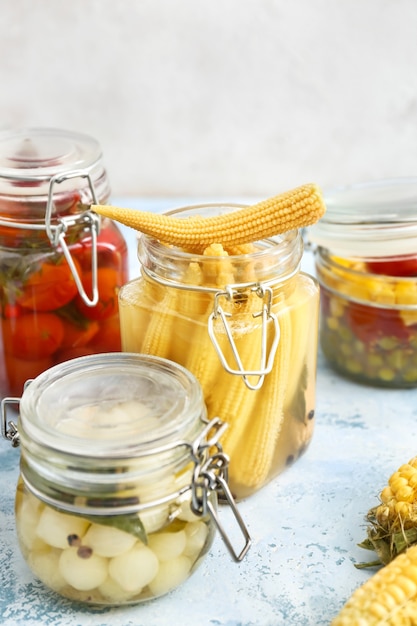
[[0, 127, 110, 201], [18, 353, 205, 458], [308, 178, 417, 258]]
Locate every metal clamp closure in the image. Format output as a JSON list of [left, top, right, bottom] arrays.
[[1, 397, 21, 447], [45, 170, 100, 307], [190, 417, 251, 562], [208, 285, 280, 390]]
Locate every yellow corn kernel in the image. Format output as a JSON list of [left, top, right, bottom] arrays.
[[390, 473, 409, 492], [380, 486, 394, 503], [403, 564, 417, 585], [332, 545, 417, 625], [395, 486, 415, 504], [395, 280, 417, 306], [397, 465, 417, 481], [365, 278, 396, 305], [394, 501, 412, 519], [92, 183, 326, 253]]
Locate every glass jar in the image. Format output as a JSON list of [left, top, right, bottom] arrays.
[[119, 203, 320, 500], [0, 128, 128, 398], [309, 178, 417, 388], [1, 352, 250, 605]]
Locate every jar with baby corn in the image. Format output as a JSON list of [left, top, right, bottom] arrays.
[[1, 352, 250, 605], [309, 178, 417, 388], [118, 201, 321, 500]]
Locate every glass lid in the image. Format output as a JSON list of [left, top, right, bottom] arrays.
[[0, 127, 102, 179], [0, 127, 109, 202], [18, 353, 204, 457], [308, 178, 417, 258]]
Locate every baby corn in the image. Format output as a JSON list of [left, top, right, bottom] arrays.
[[117, 185, 323, 498], [92, 183, 325, 253], [229, 307, 292, 493]]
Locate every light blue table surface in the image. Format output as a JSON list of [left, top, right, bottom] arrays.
[[1, 198, 417, 626]]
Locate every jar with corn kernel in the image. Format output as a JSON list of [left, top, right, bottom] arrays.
[[309, 178, 417, 388], [118, 202, 320, 500], [1, 352, 250, 605], [0, 128, 128, 398]]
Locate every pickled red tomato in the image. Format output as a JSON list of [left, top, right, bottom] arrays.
[[75, 268, 120, 321], [60, 318, 99, 349], [16, 257, 81, 312], [346, 301, 409, 344], [366, 256, 417, 277], [4, 353, 53, 397], [2, 313, 64, 359], [87, 315, 121, 352], [319, 288, 417, 386]]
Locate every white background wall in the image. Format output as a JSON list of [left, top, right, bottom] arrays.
[[1, 0, 417, 199]]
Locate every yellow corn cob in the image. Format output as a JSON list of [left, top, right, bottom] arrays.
[[331, 543, 417, 625], [359, 457, 417, 567], [92, 183, 325, 253], [228, 306, 292, 493]]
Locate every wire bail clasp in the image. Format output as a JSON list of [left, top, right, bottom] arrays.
[[45, 170, 101, 307], [208, 284, 280, 390], [190, 417, 251, 562], [1, 397, 21, 447]]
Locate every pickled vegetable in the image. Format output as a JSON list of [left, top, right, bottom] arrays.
[[16, 480, 213, 604], [317, 253, 417, 387], [0, 217, 128, 397], [119, 242, 319, 500]]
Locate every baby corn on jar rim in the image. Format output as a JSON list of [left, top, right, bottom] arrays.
[[308, 177, 417, 258], [138, 202, 305, 391]]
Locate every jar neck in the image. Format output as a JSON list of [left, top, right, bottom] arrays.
[[316, 247, 417, 309], [19, 433, 201, 515], [138, 204, 303, 291]]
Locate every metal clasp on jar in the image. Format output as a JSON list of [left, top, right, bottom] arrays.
[[45, 170, 100, 307], [208, 284, 280, 390], [1, 396, 21, 448], [189, 417, 252, 562], [0, 170, 100, 307]]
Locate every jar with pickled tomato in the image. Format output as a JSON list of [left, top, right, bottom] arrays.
[[118, 203, 320, 500], [1, 353, 250, 605], [0, 128, 128, 398], [309, 178, 417, 388]]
